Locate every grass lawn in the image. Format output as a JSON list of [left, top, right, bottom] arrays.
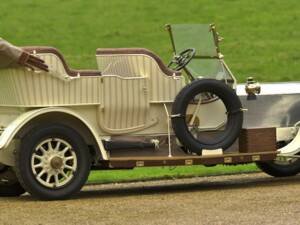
[[1, 0, 298, 183], [1, 0, 300, 82], [88, 164, 259, 184]]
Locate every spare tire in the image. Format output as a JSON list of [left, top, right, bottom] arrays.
[[171, 79, 243, 154]]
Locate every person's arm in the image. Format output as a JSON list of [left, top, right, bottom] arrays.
[[0, 38, 48, 72]]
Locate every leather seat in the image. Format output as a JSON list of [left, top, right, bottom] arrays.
[[96, 48, 181, 76]]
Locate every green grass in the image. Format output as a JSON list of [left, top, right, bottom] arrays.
[[88, 164, 259, 184], [1, 0, 300, 82], [1, 0, 295, 182]]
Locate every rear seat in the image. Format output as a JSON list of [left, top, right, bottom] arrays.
[[22, 47, 101, 77]]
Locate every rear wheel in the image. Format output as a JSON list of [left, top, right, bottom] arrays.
[[0, 165, 25, 197], [15, 124, 91, 200]]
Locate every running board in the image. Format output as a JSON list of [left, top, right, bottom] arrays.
[[105, 152, 277, 169]]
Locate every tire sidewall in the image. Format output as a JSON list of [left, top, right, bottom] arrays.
[[256, 158, 300, 177]]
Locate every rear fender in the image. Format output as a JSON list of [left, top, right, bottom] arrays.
[[0, 107, 108, 162]]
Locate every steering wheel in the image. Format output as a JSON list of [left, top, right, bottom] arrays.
[[168, 48, 196, 71]]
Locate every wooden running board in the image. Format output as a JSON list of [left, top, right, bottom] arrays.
[[106, 152, 277, 169]]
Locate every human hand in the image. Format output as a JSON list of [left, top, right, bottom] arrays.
[[18, 52, 49, 72]]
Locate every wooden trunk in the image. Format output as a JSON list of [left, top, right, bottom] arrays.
[[239, 128, 277, 153]]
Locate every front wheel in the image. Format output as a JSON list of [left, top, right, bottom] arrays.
[[15, 124, 91, 200], [256, 141, 300, 177], [256, 158, 300, 177]]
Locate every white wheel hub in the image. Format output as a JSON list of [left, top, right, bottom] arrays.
[[31, 138, 77, 188]]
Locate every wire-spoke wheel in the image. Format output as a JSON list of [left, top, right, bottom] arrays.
[[15, 124, 90, 200]]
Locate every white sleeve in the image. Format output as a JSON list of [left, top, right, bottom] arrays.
[[0, 38, 23, 68]]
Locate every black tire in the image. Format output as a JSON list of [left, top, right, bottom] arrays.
[[0, 166, 25, 197], [15, 124, 91, 200], [0, 183, 25, 197], [256, 142, 300, 177], [256, 160, 300, 177], [172, 79, 243, 154]]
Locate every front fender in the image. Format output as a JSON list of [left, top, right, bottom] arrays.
[[0, 107, 108, 161]]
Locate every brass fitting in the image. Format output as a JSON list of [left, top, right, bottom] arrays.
[[245, 77, 261, 95]]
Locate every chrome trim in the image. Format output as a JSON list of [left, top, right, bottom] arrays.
[[238, 82, 300, 128]]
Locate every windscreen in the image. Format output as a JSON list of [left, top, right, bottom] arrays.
[[186, 59, 231, 81], [168, 24, 234, 82], [170, 24, 218, 57]]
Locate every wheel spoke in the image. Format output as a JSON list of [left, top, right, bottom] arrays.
[[61, 146, 70, 155], [60, 171, 68, 179], [54, 174, 59, 187], [65, 156, 75, 161], [55, 141, 61, 151], [33, 163, 43, 169], [46, 174, 52, 183], [33, 154, 43, 161], [37, 169, 46, 178], [47, 141, 53, 151], [41, 145, 48, 153], [64, 165, 75, 172]]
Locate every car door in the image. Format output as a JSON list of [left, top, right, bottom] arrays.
[[98, 75, 156, 134]]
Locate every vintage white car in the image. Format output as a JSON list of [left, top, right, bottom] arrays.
[[0, 24, 299, 200]]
